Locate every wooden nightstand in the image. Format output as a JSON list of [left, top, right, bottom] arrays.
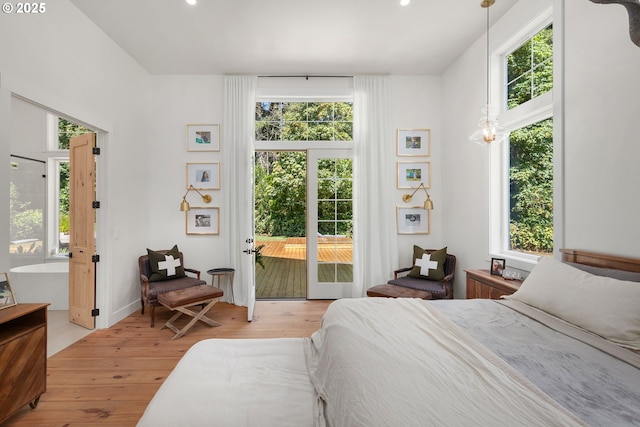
[[465, 269, 522, 299]]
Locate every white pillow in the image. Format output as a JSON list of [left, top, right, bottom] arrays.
[[504, 257, 640, 350]]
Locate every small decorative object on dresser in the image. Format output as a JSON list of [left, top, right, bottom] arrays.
[[465, 268, 522, 299], [490, 258, 505, 276], [0, 272, 17, 310]]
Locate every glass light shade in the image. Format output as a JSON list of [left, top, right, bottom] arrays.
[[469, 105, 506, 147]]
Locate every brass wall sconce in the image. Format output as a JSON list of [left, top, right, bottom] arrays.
[[180, 185, 212, 211], [402, 182, 434, 210]]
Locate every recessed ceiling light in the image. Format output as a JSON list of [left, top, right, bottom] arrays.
[[400, 0, 410, 5], [186, 0, 197, 5]]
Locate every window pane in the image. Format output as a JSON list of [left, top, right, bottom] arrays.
[[58, 118, 91, 150], [9, 159, 45, 263], [507, 72, 532, 109], [532, 59, 553, 98], [533, 25, 553, 66], [506, 24, 553, 110], [308, 122, 334, 141], [255, 101, 353, 142], [282, 121, 308, 141], [255, 102, 282, 121], [58, 161, 70, 254], [318, 201, 336, 221], [255, 121, 281, 141], [509, 118, 553, 255], [317, 156, 353, 283]]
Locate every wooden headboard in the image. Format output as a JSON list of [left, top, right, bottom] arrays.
[[560, 249, 640, 273]]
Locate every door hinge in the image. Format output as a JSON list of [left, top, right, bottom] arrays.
[[92, 201, 100, 209], [92, 254, 100, 263], [68, 252, 73, 258], [93, 147, 101, 155], [91, 308, 100, 317]]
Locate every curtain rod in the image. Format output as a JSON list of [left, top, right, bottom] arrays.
[[258, 75, 353, 79], [11, 154, 46, 164]]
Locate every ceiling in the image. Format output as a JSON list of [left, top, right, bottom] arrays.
[[69, 0, 518, 76]]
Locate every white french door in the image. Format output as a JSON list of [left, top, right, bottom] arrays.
[[244, 151, 256, 321], [307, 149, 353, 299]]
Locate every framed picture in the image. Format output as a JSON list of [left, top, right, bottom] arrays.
[[491, 258, 506, 276], [186, 207, 220, 235], [396, 206, 430, 234], [0, 272, 17, 310], [186, 124, 220, 152], [187, 163, 220, 190], [397, 161, 430, 189], [397, 128, 430, 157]]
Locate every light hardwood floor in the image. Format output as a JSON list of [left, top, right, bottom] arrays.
[[4, 300, 332, 427]]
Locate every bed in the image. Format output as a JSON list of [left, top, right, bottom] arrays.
[[137, 249, 640, 426]]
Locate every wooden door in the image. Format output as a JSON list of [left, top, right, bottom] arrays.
[[68, 133, 96, 329]]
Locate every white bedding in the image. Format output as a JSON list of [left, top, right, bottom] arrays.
[[138, 297, 640, 427], [305, 297, 586, 427], [136, 338, 314, 427]]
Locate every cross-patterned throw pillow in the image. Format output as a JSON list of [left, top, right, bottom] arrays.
[[147, 244, 186, 282], [407, 246, 447, 281]]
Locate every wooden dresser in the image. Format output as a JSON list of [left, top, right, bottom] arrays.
[[0, 303, 49, 424], [465, 269, 522, 299]]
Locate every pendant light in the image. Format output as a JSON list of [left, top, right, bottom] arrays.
[[469, 0, 506, 146]]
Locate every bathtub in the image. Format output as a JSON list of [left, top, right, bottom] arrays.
[[9, 262, 69, 310]]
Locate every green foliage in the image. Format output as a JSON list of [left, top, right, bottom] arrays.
[[58, 117, 92, 149], [254, 244, 265, 269], [59, 161, 70, 213], [255, 101, 353, 141], [57, 118, 89, 237], [254, 152, 307, 236], [317, 158, 353, 237], [509, 119, 554, 254], [11, 210, 43, 242], [59, 213, 70, 234], [507, 25, 553, 110], [9, 182, 43, 242], [505, 24, 554, 255]]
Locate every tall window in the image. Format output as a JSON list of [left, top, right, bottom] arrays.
[[492, 19, 554, 262]]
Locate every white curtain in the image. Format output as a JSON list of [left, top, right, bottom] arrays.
[[352, 76, 398, 297], [222, 75, 257, 306]]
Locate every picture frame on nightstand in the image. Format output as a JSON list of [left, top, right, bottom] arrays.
[[490, 258, 505, 276]]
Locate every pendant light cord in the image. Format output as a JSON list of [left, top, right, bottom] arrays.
[[486, 4, 490, 109]]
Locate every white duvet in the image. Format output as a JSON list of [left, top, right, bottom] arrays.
[[136, 338, 314, 427], [304, 298, 588, 427]]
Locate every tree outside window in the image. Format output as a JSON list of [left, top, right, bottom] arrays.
[[502, 23, 554, 256]]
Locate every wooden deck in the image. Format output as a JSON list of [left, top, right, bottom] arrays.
[[255, 237, 353, 299]]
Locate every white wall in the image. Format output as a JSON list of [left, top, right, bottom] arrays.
[[0, 0, 152, 327], [563, 0, 640, 256], [390, 76, 444, 265], [442, 0, 640, 298], [146, 75, 227, 282]]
